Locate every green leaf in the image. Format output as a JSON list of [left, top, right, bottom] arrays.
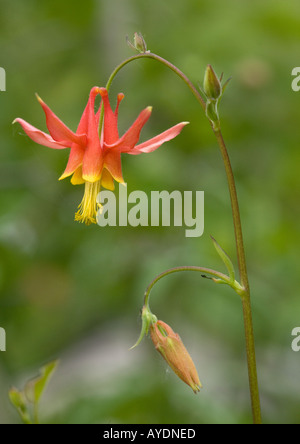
[[9, 387, 27, 412], [211, 236, 235, 283], [9, 387, 32, 424], [24, 360, 59, 405]]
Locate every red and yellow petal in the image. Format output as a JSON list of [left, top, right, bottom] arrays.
[[103, 147, 124, 184], [81, 88, 103, 182], [70, 166, 85, 185], [13, 118, 69, 149], [108, 106, 153, 153], [115, 93, 125, 118], [100, 168, 115, 191], [82, 151, 103, 182], [98, 88, 124, 145], [59, 143, 85, 181], [129, 121, 189, 155], [36, 94, 86, 146]]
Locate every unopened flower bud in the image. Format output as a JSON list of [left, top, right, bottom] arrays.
[[134, 32, 147, 53], [150, 320, 202, 393], [204, 64, 222, 100]]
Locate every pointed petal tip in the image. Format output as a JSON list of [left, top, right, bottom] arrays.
[[13, 117, 31, 125], [193, 384, 202, 394], [128, 120, 190, 155], [110, 176, 126, 186], [58, 172, 69, 181], [35, 93, 43, 103], [116, 176, 126, 185]]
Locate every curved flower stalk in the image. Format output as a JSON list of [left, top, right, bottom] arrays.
[[121, 34, 261, 424], [131, 256, 243, 394], [132, 243, 245, 390], [14, 88, 188, 225]]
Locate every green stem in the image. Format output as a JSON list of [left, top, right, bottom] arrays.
[[214, 130, 249, 290], [242, 296, 261, 424], [99, 52, 206, 133], [144, 266, 233, 309], [132, 265, 233, 350], [106, 53, 206, 109], [105, 50, 261, 423], [213, 129, 261, 424]]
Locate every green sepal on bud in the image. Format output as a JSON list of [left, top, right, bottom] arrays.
[[205, 100, 220, 130], [130, 305, 157, 349]]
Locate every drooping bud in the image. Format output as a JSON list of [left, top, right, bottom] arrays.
[[150, 320, 202, 393], [204, 64, 222, 100]]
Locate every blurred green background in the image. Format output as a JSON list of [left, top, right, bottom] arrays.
[[0, 0, 300, 424]]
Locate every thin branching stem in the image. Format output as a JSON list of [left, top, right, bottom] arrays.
[[105, 49, 261, 424]]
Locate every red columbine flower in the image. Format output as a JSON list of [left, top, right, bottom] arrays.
[[150, 320, 202, 393], [14, 87, 188, 225]]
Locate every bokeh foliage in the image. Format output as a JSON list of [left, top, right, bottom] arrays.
[[0, 0, 300, 424]]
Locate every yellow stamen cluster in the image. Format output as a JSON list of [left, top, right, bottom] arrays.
[[75, 180, 102, 225]]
